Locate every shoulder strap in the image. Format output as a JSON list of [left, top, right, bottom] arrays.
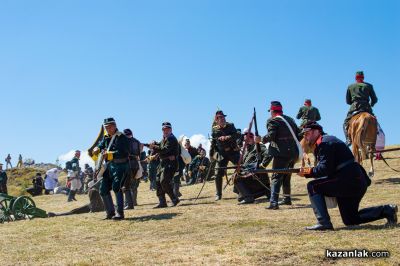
[[276, 115, 303, 162]]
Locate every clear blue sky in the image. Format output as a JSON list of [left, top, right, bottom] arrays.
[[0, 0, 399, 164]]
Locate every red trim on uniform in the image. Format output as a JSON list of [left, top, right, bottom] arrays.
[[316, 135, 323, 146]]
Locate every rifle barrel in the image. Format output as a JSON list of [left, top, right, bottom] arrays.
[[251, 168, 301, 174]]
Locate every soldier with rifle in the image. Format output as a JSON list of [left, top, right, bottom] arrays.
[[210, 110, 241, 201], [255, 101, 301, 210], [91, 117, 130, 220], [188, 149, 210, 185], [233, 129, 271, 204], [298, 121, 397, 230], [148, 122, 180, 208]]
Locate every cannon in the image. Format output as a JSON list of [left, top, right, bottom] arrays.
[[0, 193, 47, 223]]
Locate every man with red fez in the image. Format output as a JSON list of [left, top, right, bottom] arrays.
[[343, 71, 378, 145], [255, 101, 301, 209], [296, 99, 321, 127]]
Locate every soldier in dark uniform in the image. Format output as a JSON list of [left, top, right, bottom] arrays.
[[256, 101, 301, 209], [234, 130, 271, 204], [83, 164, 94, 193], [0, 163, 8, 194], [122, 128, 141, 210], [66, 150, 81, 202], [188, 149, 210, 184], [210, 110, 241, 201], [296, 99, 321, 127], [5, 154, 12, 169], [343, 71, 378, 145], [92, 118, 130, 220], [183, 139, 198, 183], [27, 173, 44, 196], [147, 149, 159, 191], [299, 121, 397, 230], [149, 122, 180, 208]]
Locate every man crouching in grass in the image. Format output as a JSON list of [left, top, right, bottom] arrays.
[[298, 121, 397, 231]]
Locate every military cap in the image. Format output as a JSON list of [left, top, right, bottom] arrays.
[[301, 121, 323, 134], [185, 139, 190, 143], [305, 99, 311, 103], [268, 101, 283, 112], [356, 71, 364, 76], [215, 110, 227, 117], [162, 122, 172, 129], [103, 117, 116, 126], [123, 128, 133, 136]]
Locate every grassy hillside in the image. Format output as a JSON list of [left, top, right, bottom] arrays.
[[0, 147, 399, 265]]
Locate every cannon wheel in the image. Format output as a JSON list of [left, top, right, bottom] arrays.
[[0, 199, 14, 223], [11, 196, 36, 220]]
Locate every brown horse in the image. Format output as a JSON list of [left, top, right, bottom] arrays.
[[348, 112, 377, 176]]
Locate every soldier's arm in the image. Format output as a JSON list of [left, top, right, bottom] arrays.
[[346, 88, 352, 105], [369, 85, 378, 107], [296, 107, 303, 119], [262, 120, 278, 143], [309, 142, 336, 178], [315, 108, 321, 121]]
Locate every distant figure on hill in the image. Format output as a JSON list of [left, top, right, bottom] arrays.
[[66, 150, 81, 202], [17, 154, 23, 168], [0, 163, 8, 194], [296, 99, 321, 128], [5, 154, 12, 169]]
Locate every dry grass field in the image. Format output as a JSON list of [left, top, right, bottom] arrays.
[[1, 148, 399, 265]]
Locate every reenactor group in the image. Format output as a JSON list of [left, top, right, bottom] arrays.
[[3, 71, 397, 231]]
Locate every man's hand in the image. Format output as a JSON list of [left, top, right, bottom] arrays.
[[199, 165, 205, 171], [298, 167, 312, 177], [255, 136, 262, 144], [218, 136, 231, 141], [92, 147, 100, 156], [188, 171, 192, 177]]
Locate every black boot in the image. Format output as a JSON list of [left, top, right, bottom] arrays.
[[343, 124, 351, 146], [132, 189, 138, 206], [72, 190, 77, 201], [124, 190, 134, 210], [278, 196, 292, 206], [101, 195, 116, 219], [359, 204, 398, 225], [154, 195, 168, 209], [306, 194, 334, 231], [215, 176, 223, 201], [173, 183, 182, 198]]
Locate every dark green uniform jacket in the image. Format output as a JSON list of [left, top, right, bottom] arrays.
[[262, 115, 300, 159], [210, 122, 240, 160], [98, 132, 130, 162], [153, 133, 179, 165], [243, 143, 271, 167], [346, 82, 377, 115], [296, 106, 321, 126]]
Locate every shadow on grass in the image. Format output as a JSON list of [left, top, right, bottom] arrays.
[[374, 177, 400, 185], [178, 201, 215, 207], [336, 223, 400, 231], [125, 213, 180, 222]]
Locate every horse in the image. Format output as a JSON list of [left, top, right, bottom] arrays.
[[348, 112, 377, 177]]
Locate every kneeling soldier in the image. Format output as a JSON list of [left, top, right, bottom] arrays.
[[92, 118, 130, 220], [299, 121, 397, 230]]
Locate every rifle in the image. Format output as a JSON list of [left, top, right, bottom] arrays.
[[253, 107, 262, 168]]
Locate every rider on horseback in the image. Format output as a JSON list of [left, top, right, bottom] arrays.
[[343, 71, 378, 145]]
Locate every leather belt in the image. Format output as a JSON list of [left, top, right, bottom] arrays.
[[112, 158, 128, 164], [335, 159, 354, 172]]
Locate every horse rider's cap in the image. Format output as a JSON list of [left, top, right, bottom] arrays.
[[301, 121, 323, 134], [305, 99, 312, 103], [103, 117, 116, 126], [123, 128, 133, 136], [356, 71, 364, 76], [268, 101, 283, 112], [162, 122, 172, 129], [215, 110, 227, 117]]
